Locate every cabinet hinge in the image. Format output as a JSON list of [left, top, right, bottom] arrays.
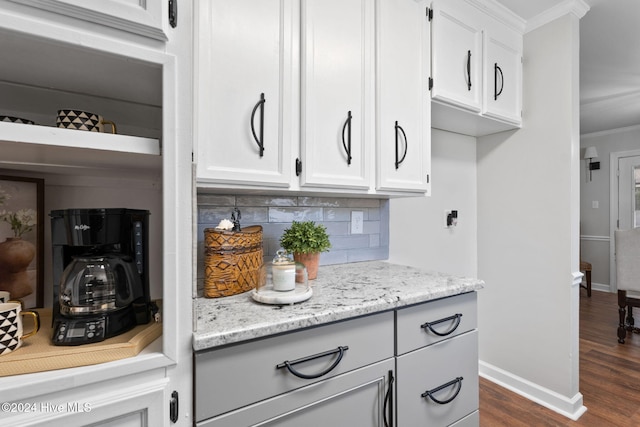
[[169, 0, 178, 28], [169, 390, 179, 423], [426, 7, 433, 21], [295, 158, 302, 176], [428, 77, 433, 91]]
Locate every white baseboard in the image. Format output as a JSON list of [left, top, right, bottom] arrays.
[[590, 282, 610, 293], [479, 360, 587, 420]]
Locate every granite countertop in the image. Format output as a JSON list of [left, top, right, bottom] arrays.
[[193, 261, 484, 351]]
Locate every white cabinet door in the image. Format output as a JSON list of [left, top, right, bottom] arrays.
[[300, 0, 374, 190], [195, 0, 293, 188], [376, 0, 431, 193], [430, 0, 482, 113], [483, 30, 522, 125], [7, 0, 168, 40]]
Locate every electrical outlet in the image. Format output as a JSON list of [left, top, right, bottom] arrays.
[[351, 211, 364, 234]]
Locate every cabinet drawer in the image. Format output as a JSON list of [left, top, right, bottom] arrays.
[[396, 331, 478, 427], [198, 358, 395, 427], [195, 311, 394, 421], [396, 291, 477, 354]]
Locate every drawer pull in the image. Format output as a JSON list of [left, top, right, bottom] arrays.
[[276, 346, 349, 380], [384, 370, 394, 427], [421, 376, 464, 405], [420, 313, 462, 337]]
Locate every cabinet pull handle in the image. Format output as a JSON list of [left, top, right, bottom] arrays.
[[384, 370, 395, 427], [394, 121, 408, 170], [420, 313, 462, 337], [342, 111, 353, 165], [494, 63, 504, 100], [250, 93, 265, 157], [421, 377, 464, 405], [466, 50, 472, 91], [276, 346, 349, 379]]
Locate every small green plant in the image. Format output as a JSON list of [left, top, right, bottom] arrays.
[[280, 221, 331, 254]]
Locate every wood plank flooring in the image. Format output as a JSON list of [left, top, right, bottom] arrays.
[[479, 290, 640, 426]]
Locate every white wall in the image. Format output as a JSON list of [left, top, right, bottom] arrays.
[[581, 125, 640, 290], [389, 129, 477, 277], [477, 14, 584, 419]]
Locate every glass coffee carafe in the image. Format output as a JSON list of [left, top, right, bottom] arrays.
[[59, 254, 141, 316]]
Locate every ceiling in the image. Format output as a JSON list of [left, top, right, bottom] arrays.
[[497, 0, 640, 135]]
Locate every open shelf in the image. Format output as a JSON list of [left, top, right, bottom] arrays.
[[0, 121, 161, 175]]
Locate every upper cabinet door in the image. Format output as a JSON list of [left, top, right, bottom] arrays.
[[7, 0, 169, 40], [376, 0, 431, 193], [483, 29, 522, 125], [430, 0, 482, 113], [195, 0, 293, 187], [300, 0, 374, 190]]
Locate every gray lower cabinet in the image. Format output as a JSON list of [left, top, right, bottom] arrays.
[[194, 291, 479, 426], [195, 311, 395, 426], [396, 331, 479, 426], [395, 291, 479, 427]]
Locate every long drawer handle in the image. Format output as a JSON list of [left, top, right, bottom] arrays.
[[276, 346, 349, 380], [466, 50, 472, 91], [421, 377, 464, 405], [250, 93, 265, 157], [383, 370, 394, 427], [395, 121, 408, 170], [494, 63, 504, 100], [342, 111, 353, 165], [420, 313, 462, 337]]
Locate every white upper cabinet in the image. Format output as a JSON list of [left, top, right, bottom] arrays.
[[7, 0, 171, 41], [483, 25, 523, 125], [430, 0, 482, 113], [430, 0, 523, 137], [194, 0, 430, 196], [375, 0, 431, 193], [299, 0, 374, 190], [195, 0, 293, 188]]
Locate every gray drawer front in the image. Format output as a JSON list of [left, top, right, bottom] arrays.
[[396, 331, 478, 427], [396, 292, 477, 354], [195, 311, 394, 422], [197, 358, 395, 427]]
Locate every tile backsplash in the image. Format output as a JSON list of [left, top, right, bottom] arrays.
[[196, 194, 389, 287]]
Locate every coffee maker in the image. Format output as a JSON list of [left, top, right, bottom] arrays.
[[50, 208, 152, 345]]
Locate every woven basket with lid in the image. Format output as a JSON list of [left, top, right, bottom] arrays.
[[203, 225, 263, 298]]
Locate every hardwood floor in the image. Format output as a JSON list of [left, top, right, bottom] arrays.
[[479, 290, 640, 426]]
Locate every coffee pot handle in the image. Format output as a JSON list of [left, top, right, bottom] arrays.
[[111, 256, 143, 306]]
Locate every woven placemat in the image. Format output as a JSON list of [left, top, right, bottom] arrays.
[[0, 308, 162, 377]]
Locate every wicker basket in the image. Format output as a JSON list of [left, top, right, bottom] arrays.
[[204, 225, 264, 298]]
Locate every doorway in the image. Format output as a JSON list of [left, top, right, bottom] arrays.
[[609, 150, 640, 291]]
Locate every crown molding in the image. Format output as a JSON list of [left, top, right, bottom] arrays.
[[526, 0, 590, 33], [466, 0, 526, 33]]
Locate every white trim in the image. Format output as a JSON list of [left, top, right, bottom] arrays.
[[465, 0, 526, 33], [479, 361, 587, 420], [525, 0, 590, 33], [572, 271, 583, 286], [580, 234, 609, 242]]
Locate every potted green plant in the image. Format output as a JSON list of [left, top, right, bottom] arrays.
[[279, 220, 331, 280]]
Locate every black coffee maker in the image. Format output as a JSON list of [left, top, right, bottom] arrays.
[[50, 208, 152, 346]]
